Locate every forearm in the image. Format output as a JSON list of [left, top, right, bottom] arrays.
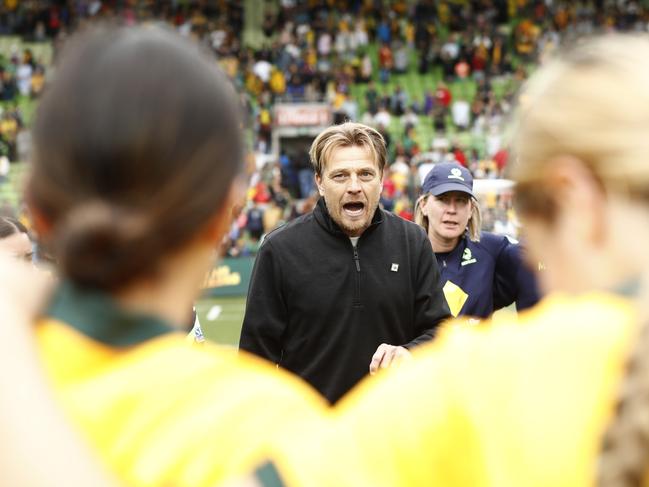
[[404, 328, 437, 349]]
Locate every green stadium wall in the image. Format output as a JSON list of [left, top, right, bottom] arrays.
[[202, 256, 255, 297]]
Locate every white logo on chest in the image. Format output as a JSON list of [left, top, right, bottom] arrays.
[[461, 248, 477, 266], [390, 263, 399, 272]]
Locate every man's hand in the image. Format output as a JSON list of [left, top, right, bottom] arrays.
[[369, 343, 412, 375]]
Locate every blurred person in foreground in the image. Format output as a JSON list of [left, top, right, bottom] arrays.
[[414, 161, 539, 318], [241, 34, 649, 487], [25, 26, 326, 487], [239, 122, 451, 403], [0, 216, 33, 262], [0, 256, 118, 487]]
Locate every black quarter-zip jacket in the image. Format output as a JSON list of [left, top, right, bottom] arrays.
[[239, 198, 451, 403]]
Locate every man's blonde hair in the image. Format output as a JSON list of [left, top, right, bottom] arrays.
[[309, 122, 387, 177]]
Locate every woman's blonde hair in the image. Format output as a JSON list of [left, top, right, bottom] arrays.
[[511, 34, 649, 221], [509, 34, 649, 487], [414, 193, 482, 242]]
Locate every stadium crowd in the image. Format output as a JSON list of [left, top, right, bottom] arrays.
[[1, 0, 649, 258]]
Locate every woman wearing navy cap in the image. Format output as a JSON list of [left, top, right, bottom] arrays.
[[414, 161, 539, 318]]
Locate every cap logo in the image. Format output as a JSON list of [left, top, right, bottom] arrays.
[[448, 168, 465, 181]]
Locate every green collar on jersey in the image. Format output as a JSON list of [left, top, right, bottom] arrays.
[[611, 276, 642, 299], [254, 462, 285, 487], [46, 281, 174, 347]]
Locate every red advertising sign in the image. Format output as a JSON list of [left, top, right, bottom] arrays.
[[275, 104, 332, 127]]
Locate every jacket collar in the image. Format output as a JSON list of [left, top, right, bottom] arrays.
[[313, 197, 384, 237]]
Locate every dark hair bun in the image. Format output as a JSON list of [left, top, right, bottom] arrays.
[[55, 201, 159, 290]]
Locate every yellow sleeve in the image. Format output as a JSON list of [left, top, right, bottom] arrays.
[[256, 294, 638, 487], [263, 326, 483, 487]]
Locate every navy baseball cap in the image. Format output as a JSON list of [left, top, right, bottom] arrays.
[[422, 162, 474, 197]]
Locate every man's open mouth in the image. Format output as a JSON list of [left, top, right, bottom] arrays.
[[343, 202, 365, 217]]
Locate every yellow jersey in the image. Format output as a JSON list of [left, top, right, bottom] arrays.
[[37, 282, 327, 487], [260, 292, 638, 487]]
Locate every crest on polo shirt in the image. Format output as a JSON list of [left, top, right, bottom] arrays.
[[461, 248, 477, 266]]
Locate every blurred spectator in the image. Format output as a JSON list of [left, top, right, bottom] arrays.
[[493, 147, 509, 176], [30, 65, 45, 98], [374, 105, 391, 128], [378, 42, 393, 83], [257, 104, 272, 153], [0, 156, 9, 183], [246, 204, 265, 241], [393, 41, 409, 74], [0, 216, 32, 262], [359, 51, 372, 82], [451, 98, 470, 130], [365, 80, 379, 115], [401, 107, 418, 130], [15, 52, 32, 97], [390, 85, 408, 116], [434, 82, 452, 108], [0, 111, 19, 162], [422, 89, 435, 115]]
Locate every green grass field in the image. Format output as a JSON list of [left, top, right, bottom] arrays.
[[195, 296, 246, 346]]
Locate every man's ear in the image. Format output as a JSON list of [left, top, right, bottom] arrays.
[[315, 173, 325, 197]]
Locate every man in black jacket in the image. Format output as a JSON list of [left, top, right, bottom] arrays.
[[239, 122, 451, 403]]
